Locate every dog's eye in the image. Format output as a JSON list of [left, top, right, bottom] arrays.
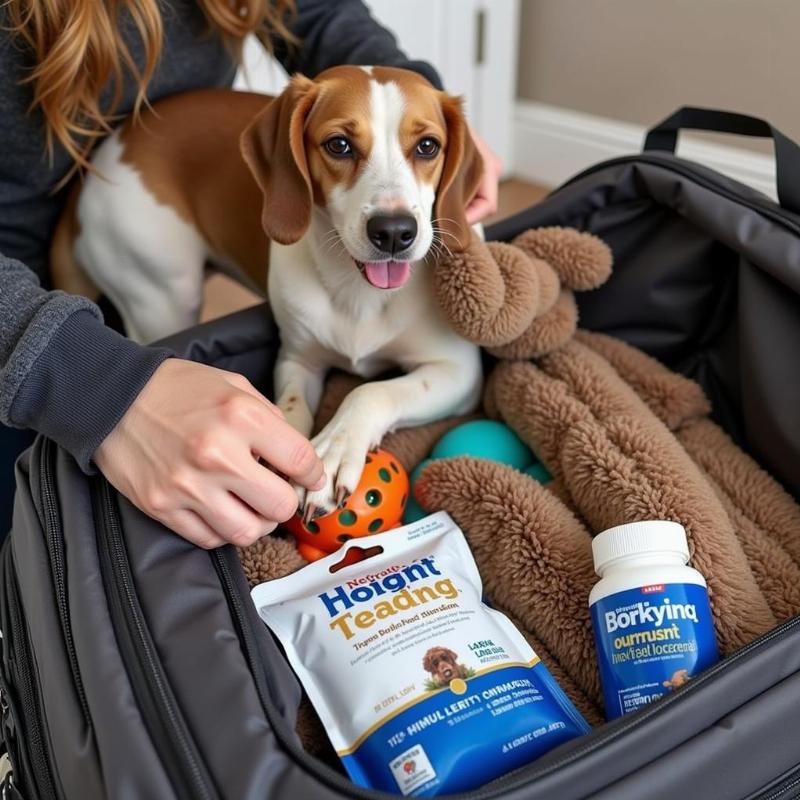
[[324, 136, 353, 157], [416, 137, 440, 158]]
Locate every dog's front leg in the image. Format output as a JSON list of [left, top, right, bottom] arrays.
[[274, 354, 325, 438], [302, 353, 481, 515]]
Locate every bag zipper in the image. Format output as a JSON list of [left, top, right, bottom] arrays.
[[490, 613, 800, 782], [92, 479, 220, 800], [553, 151, 800, 240], [216, 545, 800, 799], [761, 776, 800, 800], [38, 438, 91, 726], [212, 549, 277, 716], [0, 542, 60, 800], [752, 763, 800, 800]]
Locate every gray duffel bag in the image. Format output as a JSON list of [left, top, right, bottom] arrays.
[[4, 107, 800, 799]]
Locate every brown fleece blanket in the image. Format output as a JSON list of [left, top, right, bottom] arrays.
[[238, 228, 800, 749]]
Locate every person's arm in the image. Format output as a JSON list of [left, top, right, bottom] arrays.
[[1, 254, 325, 548], [273, 0, 443, 88], [0, 253, 171, 470]]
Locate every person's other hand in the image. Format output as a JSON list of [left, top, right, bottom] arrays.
[[94, 359, 324, 548], [466, 127, 503, 225]]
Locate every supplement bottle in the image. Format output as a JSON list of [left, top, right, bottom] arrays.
[[589, 520, 719, 719]]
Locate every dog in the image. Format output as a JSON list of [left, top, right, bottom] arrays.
[[51, 65, 483, 516], [423, 646, 469, 687], [662, 668, 690, 691]]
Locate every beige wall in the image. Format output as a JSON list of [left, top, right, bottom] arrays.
[[517, 0, 800, 152]]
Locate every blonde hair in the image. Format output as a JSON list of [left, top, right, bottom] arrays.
[[5, 0, 296, 187]]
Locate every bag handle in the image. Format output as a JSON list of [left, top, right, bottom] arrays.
[[643, 106, 800, 214]]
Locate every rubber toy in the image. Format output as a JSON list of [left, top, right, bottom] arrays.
[[403, 421, 552, 524], [523, 462, 552, 484], [431, 420, 534, 468], [402, 459, 434, 524], [285, 448, 409, 562]]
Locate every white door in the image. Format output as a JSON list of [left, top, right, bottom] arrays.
[[365, 0, 519, 172], [234, 1, 519, 171]]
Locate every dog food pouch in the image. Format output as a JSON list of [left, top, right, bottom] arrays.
[[252, 512, 590, 796]]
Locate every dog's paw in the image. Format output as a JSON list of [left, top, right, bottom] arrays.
[[297, 412, 379, 520]]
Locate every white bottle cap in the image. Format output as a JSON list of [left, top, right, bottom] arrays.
[[592, 520, 689, 574]]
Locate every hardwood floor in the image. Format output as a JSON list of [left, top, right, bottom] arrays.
[[200, 178, 550, 322], [486, 178, 550, 226], [200, 273, 264, 323]]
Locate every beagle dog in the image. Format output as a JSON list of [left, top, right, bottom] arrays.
[[51, 65, 483, 516]]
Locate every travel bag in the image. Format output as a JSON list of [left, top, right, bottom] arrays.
[[3, 107, 800, 799]]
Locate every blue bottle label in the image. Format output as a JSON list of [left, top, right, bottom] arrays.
[[591, 582, 719, 719]]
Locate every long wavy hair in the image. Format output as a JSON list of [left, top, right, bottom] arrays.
[[5, 0, 296, 185]]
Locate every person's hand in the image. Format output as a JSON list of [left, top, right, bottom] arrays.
[[465, 127, 503, 225], [94, 359, 325, 549]]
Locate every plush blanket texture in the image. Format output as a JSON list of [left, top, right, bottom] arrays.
[[238, 228, 800, 751]]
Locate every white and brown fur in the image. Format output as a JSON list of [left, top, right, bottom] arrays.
[[51, 65, 483, 516]]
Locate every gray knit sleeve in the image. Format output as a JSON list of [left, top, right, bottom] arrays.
[[0, 253, 172, 470], [0, 254, 100, 420]]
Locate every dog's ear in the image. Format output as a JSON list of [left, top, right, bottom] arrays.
[[422, 650, 434, 673], [434, 94, 484, 252], [444, 648, 458, 663], [240, 75, 318, 245]]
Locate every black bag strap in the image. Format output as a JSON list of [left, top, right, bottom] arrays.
[[643, 106, 800, 214]]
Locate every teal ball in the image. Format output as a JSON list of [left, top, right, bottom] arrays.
[[523, 461, 552, 485], [402, 458, 435, 524], [431, 420, 534, 470]]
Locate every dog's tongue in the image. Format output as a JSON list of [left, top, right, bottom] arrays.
[[364, 260, 411, 289]]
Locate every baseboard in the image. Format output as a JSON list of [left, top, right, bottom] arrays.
[[513, 101, 777, 200]]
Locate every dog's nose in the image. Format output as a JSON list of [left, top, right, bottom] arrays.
[[367, 214, 418, 255]]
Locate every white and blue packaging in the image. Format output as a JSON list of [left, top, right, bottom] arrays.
[[589, 520, 720, 720], [252, 512, 590, 796]]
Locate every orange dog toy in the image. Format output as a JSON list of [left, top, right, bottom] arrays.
[[284, 449, 410, 561]]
